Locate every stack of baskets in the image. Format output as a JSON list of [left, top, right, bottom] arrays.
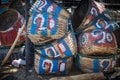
[[0, 9, 26, 63], [72, 0, 119, 73], [28, 0, 77, 75]]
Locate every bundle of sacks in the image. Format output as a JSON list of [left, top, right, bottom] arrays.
[[28, 0, 77, 75], [72, 0, 119, 73], [0, 9, 26, 63]]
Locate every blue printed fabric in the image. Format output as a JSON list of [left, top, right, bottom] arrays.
[[30, 13, 59, 37], [36, 35, 74, 58], [30, 0, 62, 16], [92, 12, 119, 31], [36, 54, 72, 74]]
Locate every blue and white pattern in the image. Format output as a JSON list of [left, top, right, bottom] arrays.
[[35, 32, 77, 58], [92, 12, 119, 31], [34, 54, 72, 74], [30, 0, 62, 16], [30, 12, 64, 37]]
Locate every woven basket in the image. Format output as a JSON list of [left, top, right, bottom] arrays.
[[84, 11, 119, 32], [34, 53, 73, 75], [27, 12, 68, 44], [78, 29, 117, 55], [71, 0, 104, 32], [76, 54, 116, 73], [0, 9, 26, 46], [35, 31, 77, 59], [0, 44, 25, 64], [30, 0, 70, 19]]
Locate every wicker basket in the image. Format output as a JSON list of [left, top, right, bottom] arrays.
[[34, 53, 73, 75], [71, 0, 104, 32], [0, 44, 25, 64], [27, 12, 68, 44], [76, 54, 116, 73], [84, 11, 119, 32], [35, 32, 77, 59], [0, 9, 26, 46], [78, 29, 117, 55], [30, 0, 70, 19]]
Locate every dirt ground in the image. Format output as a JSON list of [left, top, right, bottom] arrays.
[[0, 63, 82, 80], [1, 64, 120, 80]]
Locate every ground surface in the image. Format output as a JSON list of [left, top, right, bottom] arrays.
[[0, 64, 82, 80]]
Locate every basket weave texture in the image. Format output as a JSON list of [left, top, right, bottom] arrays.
[[76, 54, 116, 73], [34, 53, 73, 75], [78, 29, 117, 55]]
